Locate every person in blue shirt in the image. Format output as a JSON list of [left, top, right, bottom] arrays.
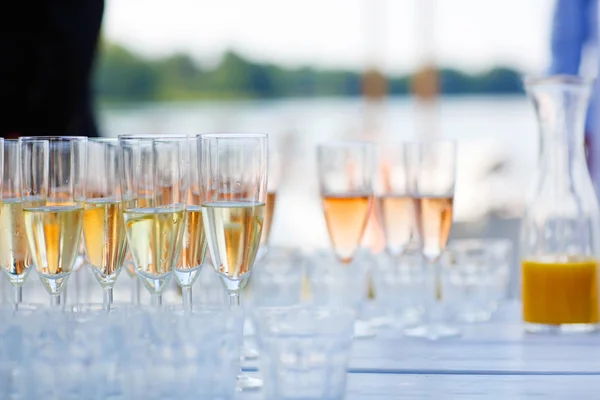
[[549, 0, 599, 189]]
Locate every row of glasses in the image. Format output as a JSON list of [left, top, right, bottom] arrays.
[[316, 139, 457, 340], [7, 134, 266, 392]]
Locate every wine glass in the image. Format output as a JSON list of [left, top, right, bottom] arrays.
[[317, 141, 375, 337], [119, 135, 188, 307], [376, 142, 414, 257], [174, 138, 208, 312], [20, 136, 86, 307], [317, 141, 374, 263], [257, 144, 280, 261], [82, 139, 127, 311], [0, 140, 31, 305], [374, 142, 418, 327], [198, 133, 267, 391], [403, 139, 459, 340]]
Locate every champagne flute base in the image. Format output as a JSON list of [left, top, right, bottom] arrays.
[[353, 320, 377, 339], [236, 373, 262, 392], [242, 346, 259, 360], [403, 323, 461, 340]]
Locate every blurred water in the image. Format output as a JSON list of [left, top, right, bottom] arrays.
[[98, 96, 537, 251]]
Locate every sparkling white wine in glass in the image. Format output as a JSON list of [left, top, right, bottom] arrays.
[[199, 132, 267, 391], [0, 198, 31, 285], [123, 206, 185, 292], [378, 195, 414, 258], [322, 193, 371, 263], [20, 136, 87, 302], [23, 204, 84, 293], [83, 198, 127, 287], [175, 204, 208, 285], [260, 191, 276, 247], [203, 201, 264, 280], [119, 135, 188, 305]]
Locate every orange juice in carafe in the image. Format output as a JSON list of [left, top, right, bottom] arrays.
[[521, 76, 600, 333], [522, 257, 599, 325]]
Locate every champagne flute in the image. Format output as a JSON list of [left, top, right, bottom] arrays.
[[82, 139, 127, 311], [119, 135, 188, 307], [317, 141, 375, 337], [376, 143, 414, 258], [404, 139, 459, 340], [374, 142, 417, 327], [317, 141, 374, 263], [0, 140, 30, 305], [174, 138, 208, 311], [20, 136, 86, 306], [257, 146, 280, 260], [199, 133, 267, 391]]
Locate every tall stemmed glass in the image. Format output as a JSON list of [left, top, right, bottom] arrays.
[[257, 146, 280, 260], [199, 133, 267, 391], [20, 136, 86, 306], [82, 139, 127, 311], [374, 142, 418, 327], [404, 140, 459, 339], [174, 138, 208, 312], [119, 135, 188, 307], [317, 141, 374, 263], [0, 140, 31, 305], [376, 143, 414, 258], [317, 141, 375, 337]]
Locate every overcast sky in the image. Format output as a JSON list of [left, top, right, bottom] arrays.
[[103, 0, 554, 74]]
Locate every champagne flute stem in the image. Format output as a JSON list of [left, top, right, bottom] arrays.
[[50, 294, 61, 308], [151, 293, 162, 308], [229, 292, 241, 308], [134, 277, 141, 305], [14, 286, 22, 305], [103, 287, 113, 311], [182, 286, 193, 312]]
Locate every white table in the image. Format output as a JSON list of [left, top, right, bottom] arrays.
[[240, 302, 600, 398]]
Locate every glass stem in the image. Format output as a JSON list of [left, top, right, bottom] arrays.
[[182, 286, 192, 312], [50, 294, 61, 308], [229, 292, 241, 308], [103, 287, 113, 312], [14, 286, 22, 305], [151, 293, 163, 308], [135, 278, 142, 305]]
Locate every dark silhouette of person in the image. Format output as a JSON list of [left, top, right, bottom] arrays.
[[0, 0, 104, 138]]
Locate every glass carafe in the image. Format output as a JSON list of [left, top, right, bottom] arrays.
[[521, 75, 600, 333]]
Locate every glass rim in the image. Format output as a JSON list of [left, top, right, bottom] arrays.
[[18, 136, 87, 142], [317, 140, 374, 149], [523, 74, 594, 87], [88, 137, 119, 143], [198, 132, 268, 140], [118, 134, 189, 141]]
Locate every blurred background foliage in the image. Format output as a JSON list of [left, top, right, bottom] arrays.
[[94, 41, 523, 102]]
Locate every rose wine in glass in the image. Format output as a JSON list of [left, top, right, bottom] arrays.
[[403, 140, 459, 340], [322, 193, 371, 263], [317, 141, 375, 338], [317, 141, 374, 263]]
